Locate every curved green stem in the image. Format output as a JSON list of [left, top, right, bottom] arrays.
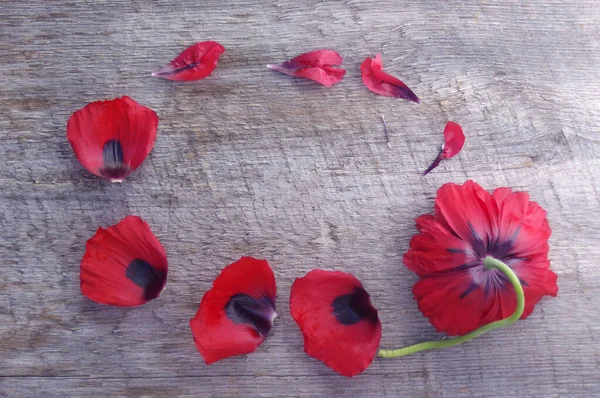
[[378, 257, 524, 358]]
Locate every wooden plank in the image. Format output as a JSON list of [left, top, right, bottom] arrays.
[[1, 0, 599, 397]]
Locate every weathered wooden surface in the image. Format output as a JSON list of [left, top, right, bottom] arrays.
[[1, 0, 599, 397]]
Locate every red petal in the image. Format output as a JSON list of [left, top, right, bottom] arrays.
[[360, 54, 419, 103], [413, 271, 491, 336], [66, 96, 158, 182], [267, 49, 345, 87], [404, 215, 476, 276], [442, 121, 465, 159], [190, 257, 276, 364], [492, 188, 551, 257], [290, 270, 381, 377], [423, 121, 465, 175], [433, 181, 497, 246], [80, 216, 168, 307], [152, 41, 225, 81]]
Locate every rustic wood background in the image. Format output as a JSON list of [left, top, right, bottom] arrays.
[[1, 0, 599, 397]]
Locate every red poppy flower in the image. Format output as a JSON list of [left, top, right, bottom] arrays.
[[267, 49, 346, 87], [290, 270, 381, 377], [80, 215, 168, 307], [66, 96, 158, 182], [190, 257, 277, 364], [361, 54, 419, 103], [404, 180, 558, 336], [423, 121, 465, 175], [152, 41, 225, 81]]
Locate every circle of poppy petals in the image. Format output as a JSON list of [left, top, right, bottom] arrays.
[[404, 180, 558, 336], [290, 270, 381, 377], [80, 215, 168, 307], [190, 257, 277, 365], [67, 96, 158, 182]]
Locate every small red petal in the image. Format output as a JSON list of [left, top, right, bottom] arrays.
[[423, 121, 465, 175], [267, 49, 346, 87], [66, 96, 158, 182], [290, 270, 381, 377], [80, 216, 168, 307], [190, 257, 277, 364], [442, 121, 465, 159], [152, 41, 225, 81], [360, 54, 419, 103]]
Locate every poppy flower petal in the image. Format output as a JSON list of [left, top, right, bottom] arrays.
[[152, 41, 225, 81], [413, 271, 489, 336], [267, 49, 345, 87], [360, 54, 419, 103], [404, 180, 558, 336], [190, 257, 276, 364], [423, 121, 465, 175], [80, 216, 168, 307], [442, 121, 465, 159], [290, 270, 381, 377], [67, 96, 158, 182]]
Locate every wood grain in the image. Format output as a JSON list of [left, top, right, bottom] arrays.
[[1, 0, 599, 397]]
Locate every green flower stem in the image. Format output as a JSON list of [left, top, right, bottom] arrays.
[[378, 257, 524, 359]]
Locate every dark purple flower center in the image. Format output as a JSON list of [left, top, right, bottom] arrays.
[[451, 222, 526, 298]]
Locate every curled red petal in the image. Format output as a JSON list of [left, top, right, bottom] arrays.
[[267, 49, 345, 87], [360, 54, 419, 103], [442, 121, 465, 159], [404, 180, 558, 336], [152, 41, 225, 81], [66, 96, 158, 182], [190, 257, 277, 364], [80, 216, 168, 307], [290, 270, 381, 377], [423, 121, 465, 175]]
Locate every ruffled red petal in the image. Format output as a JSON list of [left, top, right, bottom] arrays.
[[80, 216, 168, 307], [404, 180, 558, 335], [360, 54, 419, 102], [267, 49, 345, 87], [190, 257, 276, 364], [67, 96, 158, 182], [290, 270, 381, 377], [152, 41, 225, 81]]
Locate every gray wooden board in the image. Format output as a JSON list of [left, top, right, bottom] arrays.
[[1, 0, 599, 397]]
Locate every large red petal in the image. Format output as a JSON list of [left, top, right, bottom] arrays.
[[80, 216, 168, 307], [493, 188, 551, 257], [290, 270, 381, 377], [413, 271, 492, 336], [434, 181, 498, 249], [190, 257, 276, 364], [360, 54, 419, 103], [267, 49, 345, 87], [152, 41, 225, 81], [67, 97, 158, 182], [441, 121, 465, 159], [510, 256, 558, 318], [404, 215, 476, 276]]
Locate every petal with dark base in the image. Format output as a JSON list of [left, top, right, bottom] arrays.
[[361, 54, 419, 102], [290, 270, 381, 377], [80, 216, 168, 307], [423, 121, 465, 175], [190, 257, 277, 364], [67, 97, 158, 182], [152, 41, 225, 81], [267, 49, 345, 87]]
